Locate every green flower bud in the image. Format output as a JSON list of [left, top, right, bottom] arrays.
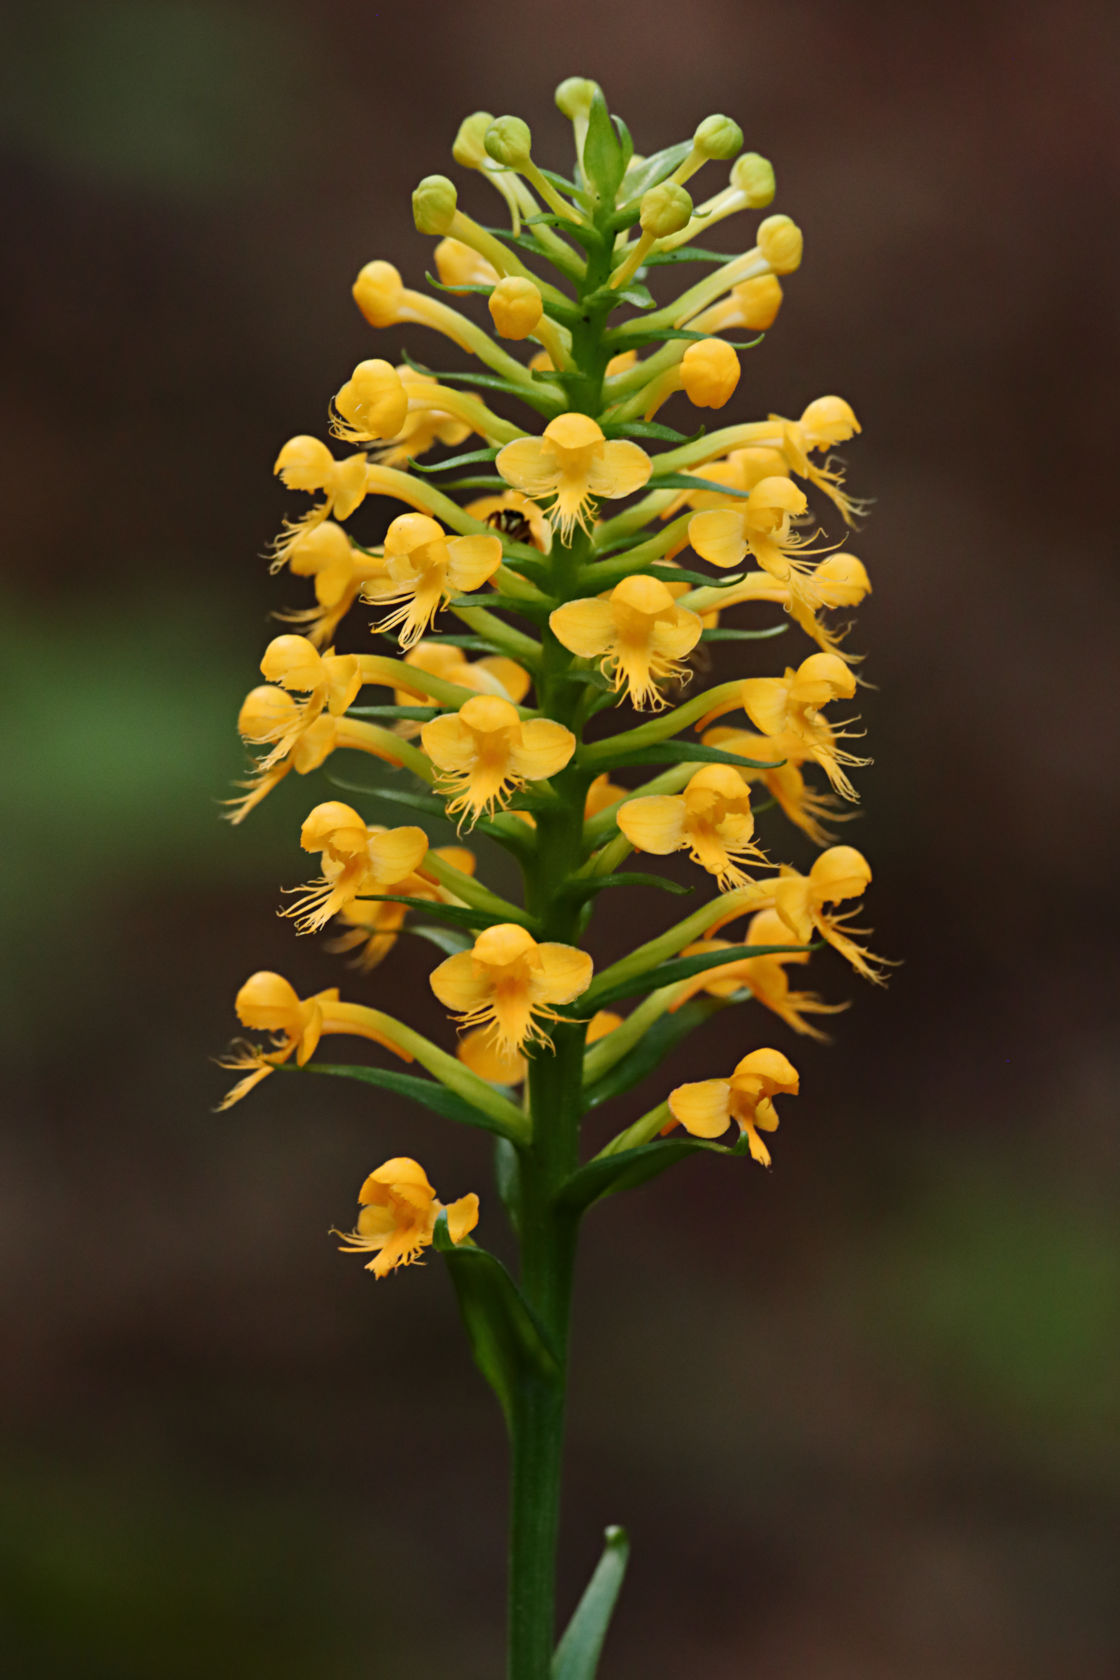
[[485, 116, 533, 170], [639, 181, 693, 239], [452, 112, 495, 170], [412, 175, 458, 237], [732, 152, 776, 207], [555, 77, 600, 119], [693, 115, 744, 161]]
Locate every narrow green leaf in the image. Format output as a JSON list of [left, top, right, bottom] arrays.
[[611, 280, 655, 310], [582, 88, 625, 202], [409, 922, 472, 957], [599, 419, 705, 444], [552, 1526, 631, 1680], [582, 996, 720, 1108], [648, 563, 745, 589], [617, 140, 692, 202], [493, 1136, 522, 1238], [701, 624, 789, 642], [283, 1061, 509, 1136], [562, 871, 692, 906], [347, 705, 441, 722], [581, 740, 784, 773], [409, 446, 499, 475], [558, 1134, 750, 1212], [644, 471, 753, 498], [642, 244, 738, 265], [578, 943, 810, 1013], [445, 593, 550, 620], [354, 894, 532, 932], [433, 1211, 559, 1427]]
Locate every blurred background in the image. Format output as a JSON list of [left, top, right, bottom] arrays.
[[3, 2, 1119, 1675]]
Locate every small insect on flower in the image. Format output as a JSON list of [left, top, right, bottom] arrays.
[[667, 1048, 800, 1164], [429, 923, 593, 1055], [333, 1157, 479, 1278], [421, 695, 575, 825], [617, 763, 768, 890], [496, 413, 651, 540], [549, 575, 702, 710], [362, 512, 502, 649]]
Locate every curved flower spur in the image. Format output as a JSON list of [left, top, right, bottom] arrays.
[[217, 77, 885, 1680]]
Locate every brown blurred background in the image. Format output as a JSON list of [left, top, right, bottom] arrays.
[[3, 2, 1119, 1675]]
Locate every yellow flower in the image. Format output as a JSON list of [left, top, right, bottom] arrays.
[[330, 846, 476, 970], [496, 414, 651, 540], [670, 912, 846, 1040], [699, 727, 842, 845], [421, 695, 575, 824], [334, 1157, 479, 1278], [398, 641, 530, 711], [698, 653, 868, 801], [691, 273, 783, 334], [771, 396, 865, 523], [464, 489, 553, 552], [433, 237, 499, 288], [330, 359, 410, 445], [258, 633, 363, 719], [361, 512, 502, 649], [373, 366, 473, 467], [679, 338, 741, 408], [617, 763, 767, 890], [457, 1006, 620, 1086], [271, 436, 369, 562], [549, 575, 702, 710], [488, 276, 544, 340], [283, 801, 429, 933], [217, 971, 411, 1108], [226, 685, 403, 822], [430, 923, 593, 1055], [661, 446, 790, 521], [668, 1048, 799, 1164], [273, 521, 389, 647], [770, 846, 887, 984]]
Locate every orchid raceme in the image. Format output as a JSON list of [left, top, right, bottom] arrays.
[[220, 81, 885, 1680], [334, 1158, 479, 1278], [550, 574, 702, 708], [430, 922, 593, 1055]]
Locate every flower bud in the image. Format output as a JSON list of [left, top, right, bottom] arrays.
[[352, 260, 404, 327], [334, 359, 409, 440], [274, 436, 334, 491], [412, 175, 458, 237], [800, 395, 860, 446], [694, 114, 743, 161], [731, 274, 783, 330], [485, 116, 533, 170], [639, 181, 693, 239], [488, 276, 544, 340], [452, 111, 495, 169], [731, 152, 776, 207], [758, 214, 803, 274], [680, 338, 741, 408], [235, 972, 302, 1032], [434, 238, 498, 288], [555, 77, 599, 119]]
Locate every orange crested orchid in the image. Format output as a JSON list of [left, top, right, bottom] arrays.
[[430, 923, 593, 1055], [373, 366, 473, 467], [282, 801, 429, 933], [329, 358, 410, 445], [398, 642, 531, 713], [771, 846, 886, 984], [270, 436, 369, 564], [334, 1157, 479, 1278], [689, 272, 784, 335], [617, 763, 767, 890], [770, 396, 866, 523], [667, 1047, 800, 1164], [697, 652, 868, 801], [226, 685, 403, 823], [330, 846, 476, 970], [272, 521, 390, 647], [457, 1006, 621, 1086], [699, 727, 843, 845], [670, 911, 846, 1040], [421, 695, 575, 825], [662, 446, 790, 521], [496, 413, 651, 540], [217, 970, 411, 1109], [362, 512, 502, 649], [258, 633, 364, 721], [549, 575, 702, 710], [689, 552, 871, 657]]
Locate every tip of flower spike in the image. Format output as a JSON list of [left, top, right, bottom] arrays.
[[412, 175, 458, 237], [554, 77, 600, 119], [758, 214, 803, 274]]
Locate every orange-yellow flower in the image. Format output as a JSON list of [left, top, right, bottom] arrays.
[[362, 512, 502, 649], [496, 413, 651, 540], [272, 521, 390, 646], [670, 912, 846, 1040], [430, 923, 593, 1055], [667, 1048, 799, 1164], [271, 436, 369, 562], [258, 633, 363, 720], [373, 366, 473, 467], [698, 653, 868, 801], [330, 359, 410, 445], [434, 237, 499, 288], [699, 727, 842, 845], [690, 273, 783, 334], [770, 846, 887, 984], [690, 552, 872, 656], [283, 802, 429, 933], [662, 447, 789, 520], [770, 396, 865, 523], [679, 337, 741, 409], [334, 1157, 479, 1278], [617, 763, 767, 889], [584, 772, 627, 820], [217, 971, 411, 1108], [549, 575, 702, 710], [329, 846, 476, 970], [421, 695, 575, 824], [226, 685, 403, 822]]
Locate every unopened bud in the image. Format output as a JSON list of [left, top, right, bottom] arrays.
[[352, 260, 404, 327], [452, 112, 495, 169], [488, 276, 544, 340], [731, 274, 783, 330], [434, 237, 499, 289], [757, 213, 802, 274], [412, 175, 458, 237], [485, 116, 533, 170], [731, 152, 775, 207], [694, 114, 743, 161], [680, 338, 741, 409], [555, 77, 600, 119], [639, 181, 693, 239]]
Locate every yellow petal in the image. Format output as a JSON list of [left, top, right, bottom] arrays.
[[360, 1156, 435, 1200], [549, 598, 616, 658], [429, 950, 492, 1012], [366, 826, 429, 887], [740, 676, 792, 737], [443, 1192, 481, 1243], [651, 607, 703, 660], [617, 795, 687, 855], [508, 718, 576, 781], [668, 1078, 734, 1138], [420, 713, 475, 771], [495, 437, 556, 496], [746, 908, 810, 965], [447, 534, 503, 593], [587, 1010, 623, 1043], [234, 971, 301, 1032], [731, 1047, 799, 1094], [533, 943, 594, 1005], [809, 845, 871, 904], [689, 508, 747, 569], [587, 439, 652, 500]]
